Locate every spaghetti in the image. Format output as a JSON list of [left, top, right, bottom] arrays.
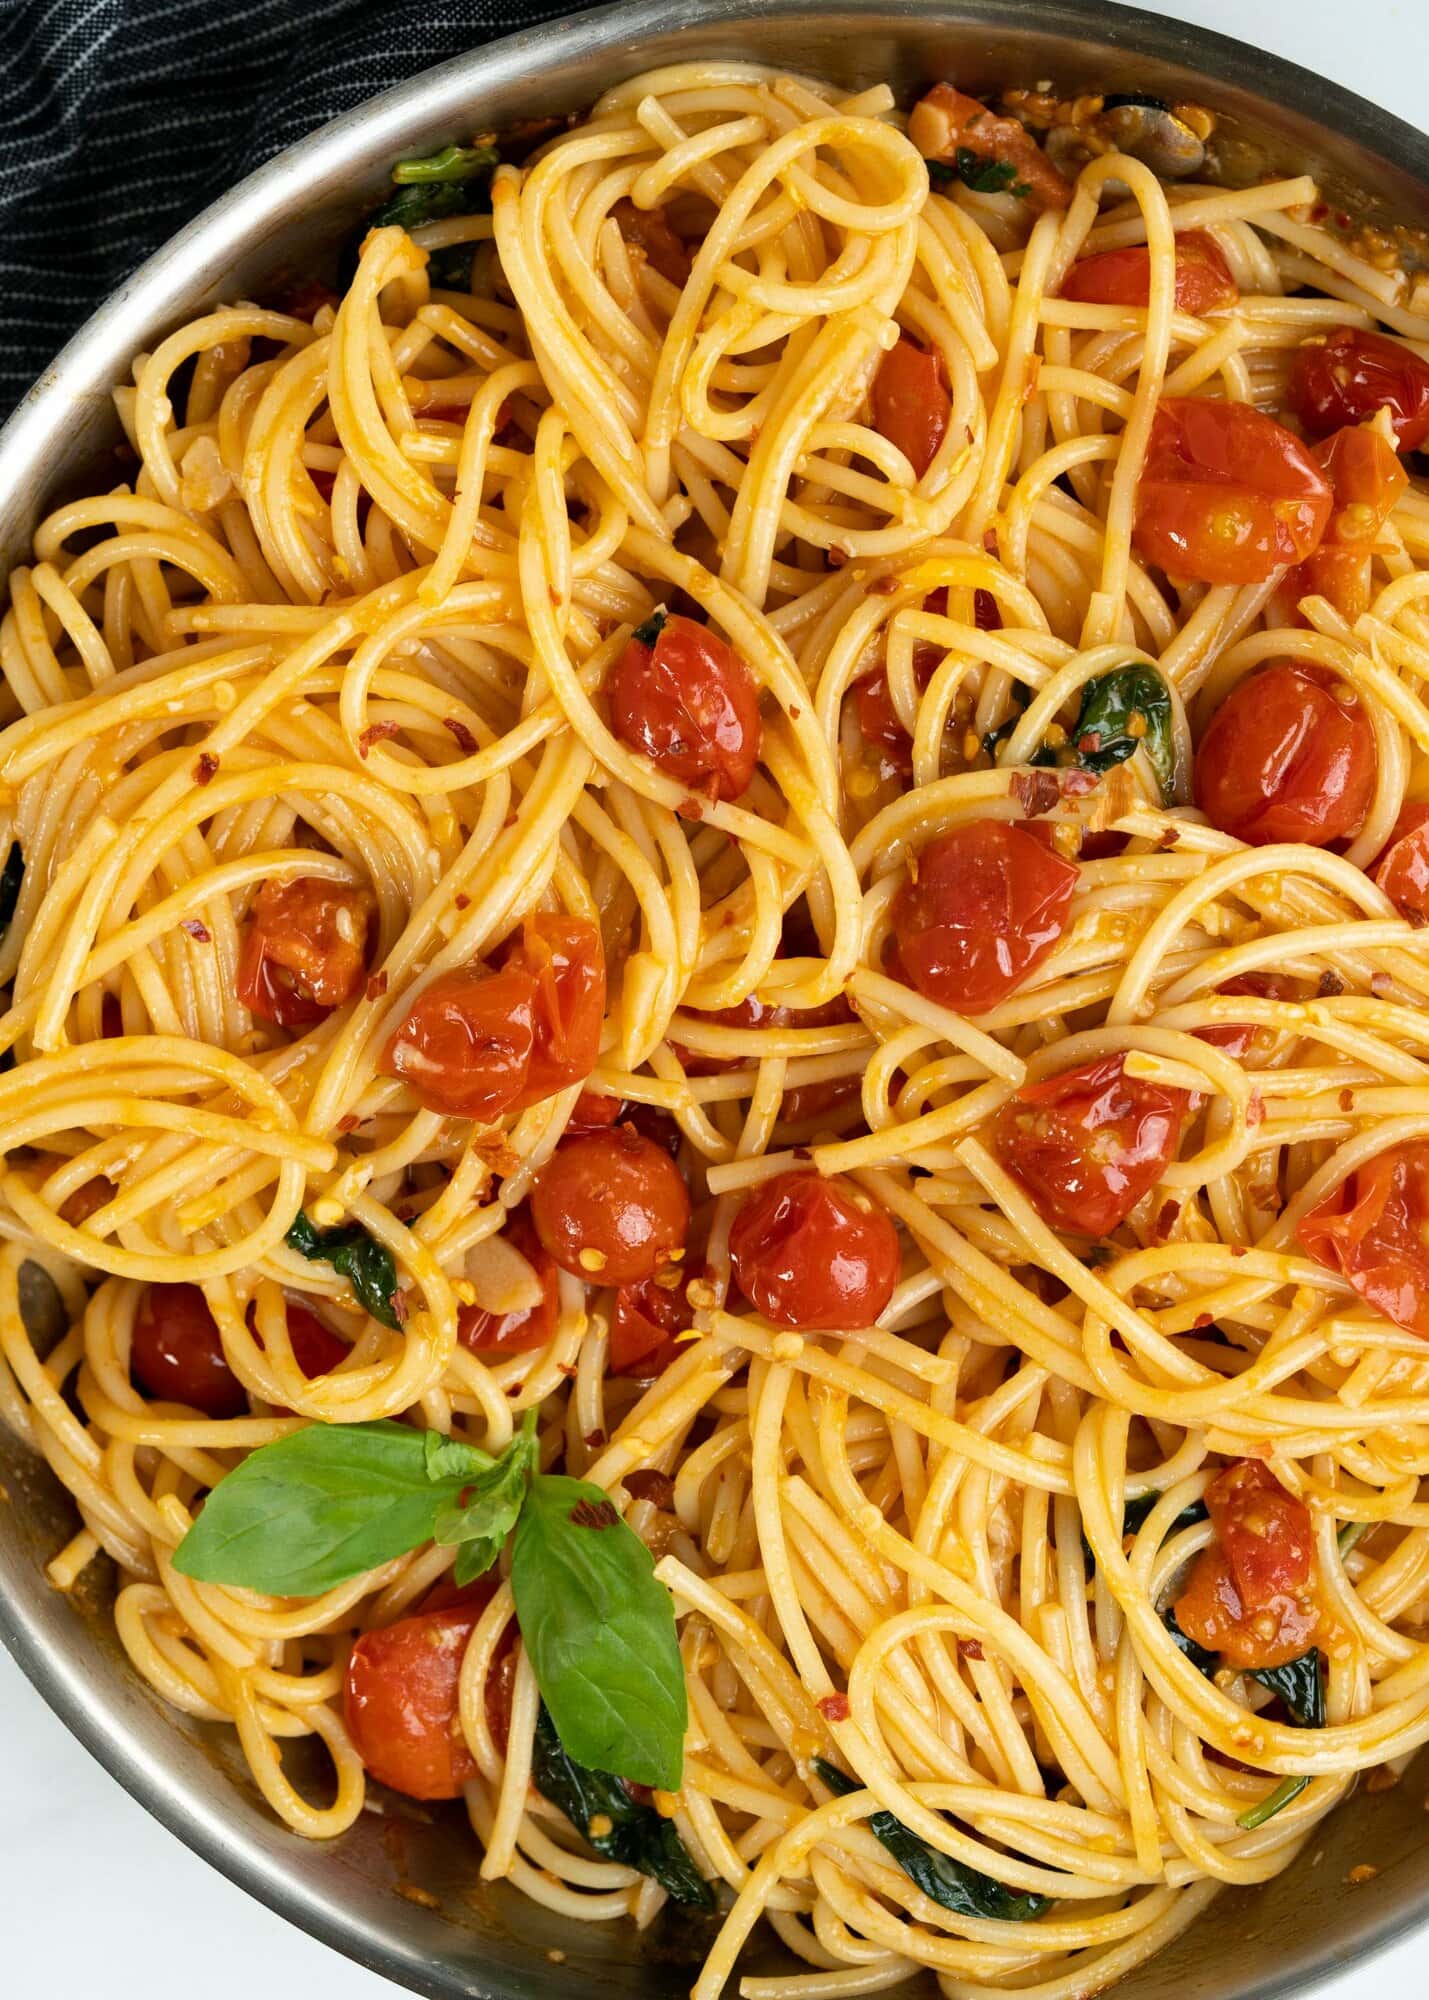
[[4, 59, 1429, 2000]]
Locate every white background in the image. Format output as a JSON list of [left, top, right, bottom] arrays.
[[4, 1, 1429, 1995]]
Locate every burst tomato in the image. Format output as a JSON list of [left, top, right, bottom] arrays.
[[609, 613, 761, 801], [131, 1284, 246, 1418], [1061, 231, 1237, 314], [993, 1054, 1188, 1237], [1289, 326, 1429, 451], [1174, 1459, 1319, 1671], [457, 1210, 560, 1356], [855, 586, 994, 775], [1299, 1140, 1429, 1339], [871, 339, 950, 478], [889, 820, 1078, 1013], [1133, 398, 1333, 586], [499, 915, 606, 1112], [610, 1267, 695, 1376], [1372, 802, 1429, 923], [1193, 662, 1376, 848], [237, 878, 374, 1029], [674, 991, 785, 1077], [909, 83, 1073, 211], [1195, 971, 1297, 1059], [729, 1171, 899, 1330], [531, 1127, 690, 1285], [1280, 424, 1408, 623]]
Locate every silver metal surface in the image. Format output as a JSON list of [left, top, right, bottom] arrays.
[[1, 4, 1427, 1994]]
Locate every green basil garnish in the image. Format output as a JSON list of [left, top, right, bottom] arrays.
[[0, 842, 22, 938], [511, 1473, 687, 1791], [434, 1415, 540, 1587], [1248, 1649, 1325, 1729], [1081, 1491, 1207, 1572], [1163, 1606, 1219, 1678], [531, 1706, 713, 1907], [632, 607, 668, 647], [813, 1759, 1051, 1920], [391, 142, 498, 186], [1064, 664, 1175, 801], [926, 152, 1030, 198], [285, 1211, 400, 1329]]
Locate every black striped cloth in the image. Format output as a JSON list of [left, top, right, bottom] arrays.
[[0, 0, 586, 421]]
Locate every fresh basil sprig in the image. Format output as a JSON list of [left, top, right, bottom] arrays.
[[391, 142, 498, 186], [532, 1707, 713, 1907], [0, 842, 21, 938], [285, 1211, 400, 1329], [814, 1759, 1050, 1920], [434, 1419, 540, 1586], [1064, 664, 1175, 801]]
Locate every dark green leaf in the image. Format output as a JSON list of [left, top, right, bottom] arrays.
[[1237, 1774, 1309, 1830], [531, 1706, 713, 1908], [511, 1473, 686, 1790], [0, 842, 22, 938], [453, 1533, 505, 1587], [633, 607, 668, 648], [952, 148, 1029, 198], [285, 1211, 400, 1329], [1164, 1608, 1219, 1678], [1081, 1491, 1206, 1571], [1063, 664, 1175, 802], [368, 178, 492, 235], [392, 143, 498, 186], [813, 1760, 1050, 1920], [427, 242, 476, 291], [1249, 1649, 1325, 1729]]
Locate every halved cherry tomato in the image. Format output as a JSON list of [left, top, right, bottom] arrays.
[[729, 1171, 899, 1329], [856, 586, 992, 774], [1196, 971, 1297, 1059], [1133, 398, 1333, 586], [1174, 1459, 1319, 1671], [1061, 232, 1237, 314], [499, 914, 606, 1113], [457, 1210, 559, 1356], [993, 1054, 1188, 1237], [890, 820, 1078, 1013], [1289, 326, 1429, 451], [131, 1284, 246, 1418], [612, 198, 692, 287], [610, 1266, 695, 1376], [1299, 1140, 1429, 1338], [1193, 662, 1376, 848], [531, 1127, 690, 1285], [1372, 802, 1429, 923], [871, 339, 950, 478], [1282, 423, 1409, 623], [609, 613, 761, 801], [237, 878, 374, 1030], [909, 83, 1073, 211]]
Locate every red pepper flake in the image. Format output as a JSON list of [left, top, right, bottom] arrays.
[[454, 892, 471, 910], [1317, 970, 1346, 998], [337, 1114, 360, 1133], [391, 1288, 410, 1326], [676, 797, 705, 821], [1157, 826, 1181, 850], [366, 971, 389, 1001], [817, 1692, 851, 1722], [556, 1362, 579, 1379], [1011, 769, 1060, 817], [1060, 768, 1099, 797], [869, 574, 899, 596], [624, 1469, 675, 1508], [180, 919, 211, 942], [1193, 1311, 1214, 1330], [193, 752, 219, 785], [568, 1496, 619, 1530], [1338, 1087, 1354, 1113], [358, 720, 401, 758], [1151, 1199, 1180, 1243], [826, 547, 849, 568], [583, 1428, 608, 1449], [1371, 972, 1392, 997], [444, 716, 478, 755], [958, 1638, 985, 1661]]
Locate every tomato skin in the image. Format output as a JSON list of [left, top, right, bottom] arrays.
[[1193, 662, 1376, 848], [1195, 971, 1296, 1059], [609, 614, 761, 801], [871, 339, 950, 478], [346, 1605, 483, 1799], [910, 83, 1073, 211], [729, 1171, 900, 1330], [283, 1302, 349, 1380], [856, 587, 988, 774], [993, 1054, 1187, 1237], [499, 915, 605, 1113], [1372, 802, 1429, 922], [131, 1284, 247, 1418], [610, 1268, 694, 1376], [382, 964, 534, 1121], [1061, 232, 1237, 314], [1289, 327, 1429, 451], [675, 992, 785, 1077], [890, 820, 1078, 1013], [1282, 424, 1409, 622], [1174, 1460, 1318, 1671], [1299, 1141, 1429, 1339], [569, 1088, 624, 1130], [531, 1128, 691, 1285], [237, 878, 374, 1029], [458, 1211, 560, 1356], [1133, 398, 1333, 586]]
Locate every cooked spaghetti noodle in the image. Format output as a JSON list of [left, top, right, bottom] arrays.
[[4, 59, 1429, 2000]]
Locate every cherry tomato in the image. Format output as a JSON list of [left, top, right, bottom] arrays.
[[499, 914, 606, 1113], [993, 1054, 1188, 1237], [1284, 423, 1409, 623], [282, 1302, 349, 1379], [909, 83, 1073, 211], [675, 991, 785, 1077], [890, 820, 1078, 1013], [569, 1088, 625, 1130], [346, 1602, 485, 1799], [1193, 662, 1376, 848], [1289, 326, 1429, 451], [1298, 1140, 1429, 1338], [871, 339, 950, 478], [612, 198, 692, 287], [382, 964, 534, 1121], [856, 587, 987, 774], [1061, 232, 1237, 314], [101, 992, 124, 1038], [610, 1267, 695, 1376], [531, 1128, 690, 1285], [458, 1210, 560, 1356], [1174, 1459, 1319, 1671], [237, 878, 374, 1029], [729, 1171, 900, 1329], [131, 1285, 246, 1418], [1133, 398, 1333, 587], [1372, 802, 1429, 923], [609, 613, 761, 801], [1195, 971, 1297, 1059]]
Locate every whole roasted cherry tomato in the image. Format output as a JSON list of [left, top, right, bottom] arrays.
[[346, 1586, 506, 1800], [1195, 971, 1297, 1060], [729, 1171, 900, 1329], [1299, 1140, 1429, 1338], [500, 915, 606, 1112], [610, 1267, 695, 1376], [568, 1088, 625, 1130], [131, 1284, 246, 1418], [237, 878, 374, 1029], [1133, 398, 1333, 586], [871, 339, 950, 478], [674, 991, 785, 1077], [890, 820, 1078, 1013], [531, 1128, 690, 1285], [1372, 802, 1429, 923], [909, 83, 1073, 211], [993, 1053, 1187, 1237], [1289, 326, 1429, 450], [856, 587, 992, 775], [609, 612, 761, 801], [281, 1302, 349, 1380], [458, 1210, 560, 1356], [1174, 1459, 1319, 1671], [1061, 231, 1237, 314], [1193, 662, 1376, 848]]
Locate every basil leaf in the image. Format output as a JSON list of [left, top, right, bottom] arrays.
[[0, 842, 21, 938], [1237, 1773, 1309, 1830], [453, 1534, 506, 1587], [424, 1430, 495, 1483], [1064, 665, 1175, 802], [1164, 1607, 1219, 1678], [1249, 1648, 1325, 1729], [953, 148, 1029, 197], [427, 242, 475, 291], [285, 1211, 400, 1329], [391, 142, 497, 186], [1081, 1492, 1206, 1571], [173, 1420, 454, 1595], [433, 1411, 538, 1563], [632, 607, 668, 648], [511, 1473, 687, 1790], [531, 1706, 714, 1908], [813, 1760, 1050, 1920], [369, 177, 492, 235]]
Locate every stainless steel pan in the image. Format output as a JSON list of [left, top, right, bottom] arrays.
[[2, 4, 1427, 1994]]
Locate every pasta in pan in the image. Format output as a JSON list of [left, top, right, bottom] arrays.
[[4, 59, 1429, 2000]]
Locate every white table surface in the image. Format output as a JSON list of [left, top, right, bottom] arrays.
[[4, 2, 1429, 1994]]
